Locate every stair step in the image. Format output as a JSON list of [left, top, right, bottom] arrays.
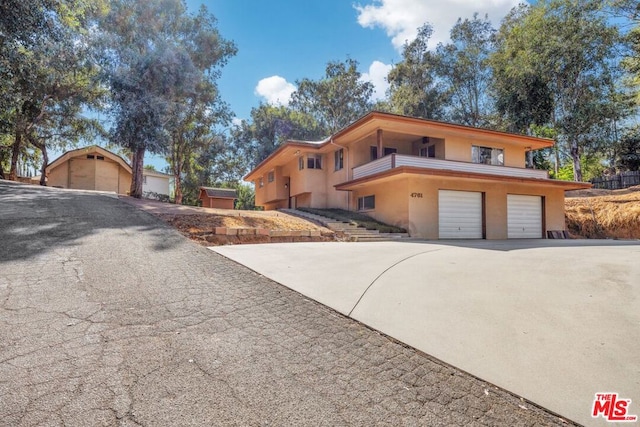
[[281, 208, 410, 242]]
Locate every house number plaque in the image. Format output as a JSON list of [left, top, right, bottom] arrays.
[[410, 192, 423, 198]]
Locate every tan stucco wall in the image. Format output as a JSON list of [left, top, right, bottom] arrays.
[[443, 135, 526, 168], [349, 175, 566, 239], [47, 161, 69, 188], [352, 179, 409, 230], [119, 168, 131, 194]]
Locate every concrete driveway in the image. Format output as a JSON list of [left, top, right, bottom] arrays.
[[213, 239, 640, 426], [2, 180, 576, 426]]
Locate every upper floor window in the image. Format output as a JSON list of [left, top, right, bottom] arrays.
[[267, 171, 275, 182], [472, 145, 504, 166], [307, 154, 322, 169], [334, 149, 343, 171], [299, 156, 304, 170], [420, 145, 436, 158]]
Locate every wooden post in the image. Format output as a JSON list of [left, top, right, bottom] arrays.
[[376, 129, 383, 159]]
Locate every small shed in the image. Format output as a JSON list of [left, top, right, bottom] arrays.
[[198, 187, 237, 209]]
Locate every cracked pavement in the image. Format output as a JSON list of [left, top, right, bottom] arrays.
[[0, 181, 576, 426]]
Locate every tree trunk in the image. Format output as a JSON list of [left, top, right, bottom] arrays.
[[130, 146, 145, 198], [8, 131, 22, 181], [570, 140, 582, 182], [174, 173, 183, 205], [39, 144, 48, 186]]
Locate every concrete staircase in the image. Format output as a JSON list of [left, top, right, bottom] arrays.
[[281, 209, 410, 242]]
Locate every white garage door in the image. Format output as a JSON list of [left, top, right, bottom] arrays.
[[508, 195, 542, 238], [438, 190, 483, 239]]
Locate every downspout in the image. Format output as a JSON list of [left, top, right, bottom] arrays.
[[330, 137, 350, 211]]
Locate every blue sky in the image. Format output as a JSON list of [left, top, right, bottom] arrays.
[[185, 0, 522, 122]]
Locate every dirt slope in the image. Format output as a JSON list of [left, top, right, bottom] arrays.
[[565, 186, 640, 239]]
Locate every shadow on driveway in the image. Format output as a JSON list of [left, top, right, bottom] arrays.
[[0, 180, 180, 264]]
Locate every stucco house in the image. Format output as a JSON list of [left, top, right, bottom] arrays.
[[198, 187, 237, 209], [46, 145, 172, 198], [245, 112, 590, 239]]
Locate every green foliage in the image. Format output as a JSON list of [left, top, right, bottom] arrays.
[[490, 0, 626, 182], [101, 0, 236, 198], [615, 127, 640, 171], [552, 155, 607, 181], [386, 25, 445, 119], [229, 104, 321, 171], [290, 58, 373, 134], [0, 0, 107, 182], [234, 184, 256, 210], [435, 14, 496, 127]]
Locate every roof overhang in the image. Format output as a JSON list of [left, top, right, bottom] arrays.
[[242, 111, 556, 183], [331, 112, 554, 150], [335, 166, 592, 191], [243, 141, 328, 181]]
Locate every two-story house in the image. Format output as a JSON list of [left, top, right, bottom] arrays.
[[245, 112, 590, 239]]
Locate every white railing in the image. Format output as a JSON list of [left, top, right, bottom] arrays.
[[352, 154, 549, 180], [352, 155, 393, 180]]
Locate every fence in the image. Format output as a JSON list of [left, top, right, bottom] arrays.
[[590, 171, 640, 190]]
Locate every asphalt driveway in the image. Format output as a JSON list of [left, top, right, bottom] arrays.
[[214, 239, 640, 427], [0, 180, 574, 426]]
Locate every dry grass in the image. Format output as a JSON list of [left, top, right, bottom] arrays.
[[565, 187, 640, 239], [158, 213, 331, 235]]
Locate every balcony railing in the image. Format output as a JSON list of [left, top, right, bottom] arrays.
[[352, 154, 549, 181]]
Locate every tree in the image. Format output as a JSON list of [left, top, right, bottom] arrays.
[[1, 0, 106, 182], [491, 0, 625, 182], [101, 0, 235, 198], [162, 7, 236, 205], [386, 25, 446, 120], [234, 184, 256, 210], [290, 58, 374, 134], [615, 127, 640, 171], [230, 104, 321, 170], [435, 14, 496, 127]]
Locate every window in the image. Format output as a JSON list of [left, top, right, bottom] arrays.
[[420, 145, 436, 158], [472, 145, 504, 166], [307, 154, 322, 169], [299, 156, 304, 170], [86, 154, 95, 159], [258, 178, 264, 188], [334, 149, 343, 171], [267, 171, 275, 182], [357, 195, 375, 210], [96, 156, 105, 161]]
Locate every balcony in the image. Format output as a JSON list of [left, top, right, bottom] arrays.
[[352, 154, 549, 181]]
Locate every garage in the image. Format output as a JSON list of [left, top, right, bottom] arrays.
[[68, 158, 95, 191], [438, 190, 484, 239], [507, 195, 543, 238]]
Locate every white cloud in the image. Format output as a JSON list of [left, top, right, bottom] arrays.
[[355, 0, 519, 50], [360, 60, 392, 101], [254, 75, 296, 106], [231, 117, 243, 127]]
